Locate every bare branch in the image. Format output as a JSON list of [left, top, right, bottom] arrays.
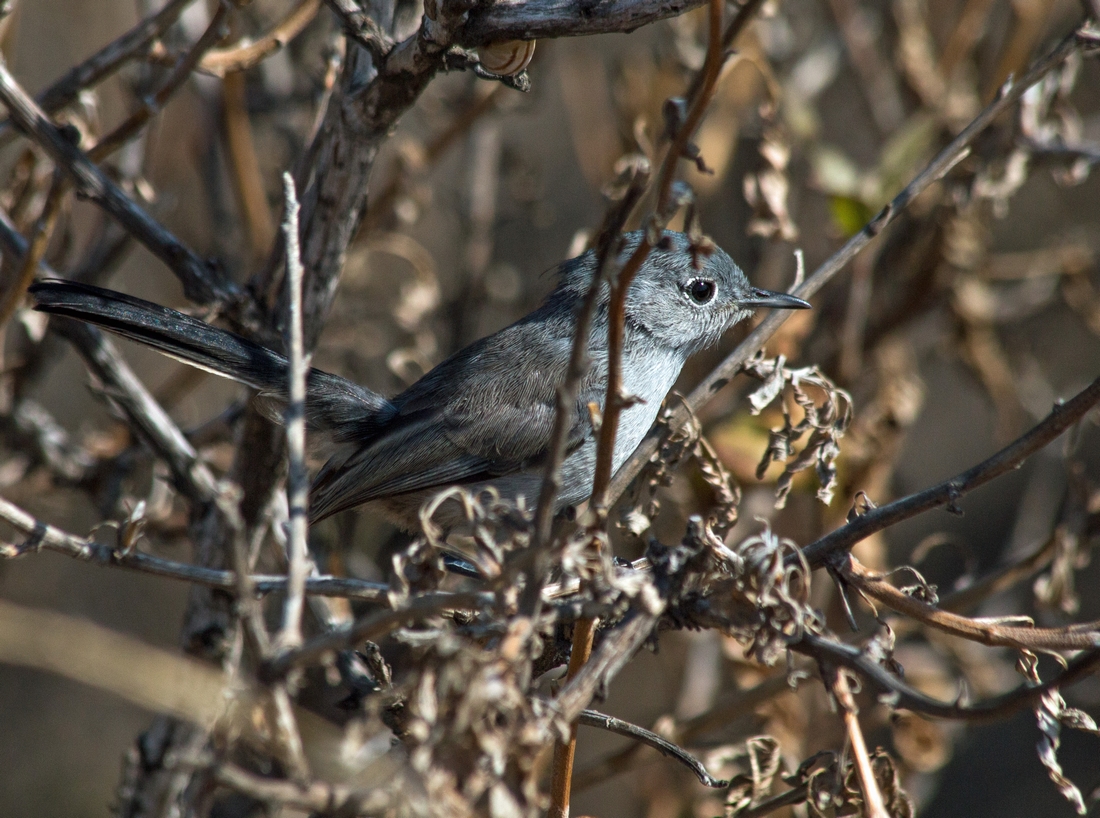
[[456, 0, 708, 46], [200, 0, 321, 77], [842, 557, 1100, 651], [0, 0, 197, 140], [0, 170, 65, 328], [0, 495, 388, 601], [830, 669, 890, 818], [800, 373, 1100, 569], [793, 633, 1100, 721], [52, 320, 222, 502], [213, 763, 382, 814], [89, 1, 231, 162], [264, 591, 496, 678], [0, 55, 236, 305], [577, 709, 729, 788], [278, 174, 311, 649]]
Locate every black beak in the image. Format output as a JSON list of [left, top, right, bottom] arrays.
[[741, 288, 812, 310]]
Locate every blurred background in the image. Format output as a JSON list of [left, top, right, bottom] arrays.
[[1, 0, 1099, 815]]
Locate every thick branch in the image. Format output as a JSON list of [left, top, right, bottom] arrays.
[[456, 0, 707, 45]]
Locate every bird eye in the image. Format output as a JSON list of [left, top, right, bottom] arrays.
[[685, 278, 716, 305]]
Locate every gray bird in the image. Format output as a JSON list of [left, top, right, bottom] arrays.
[[31, 231, 809, 530]]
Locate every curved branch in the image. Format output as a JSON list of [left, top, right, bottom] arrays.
[[799, 373, 1100, 569], [794, 633, 1100, 722], [201, 0, 322, 77], [578, 709, 728, 788], [843, 557, 1100, 651]]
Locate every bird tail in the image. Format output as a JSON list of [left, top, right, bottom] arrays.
[[30, 280, 395, 440]]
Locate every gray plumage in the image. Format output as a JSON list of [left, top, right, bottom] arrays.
[[31, 231, 809, 529]]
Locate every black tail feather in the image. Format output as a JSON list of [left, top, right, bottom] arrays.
[[30, 280, 394, 440]]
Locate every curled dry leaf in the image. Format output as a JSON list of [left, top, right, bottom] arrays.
[[695, 520, 820, 666], [399, 625, 549, 818], [743, 128, 798, 241], [1016, 651, 1100, 816], [418, 486, 533, 579], [743, 353, 853, 508], [713, 735, 782, 815], [618, 400, 742, 540]]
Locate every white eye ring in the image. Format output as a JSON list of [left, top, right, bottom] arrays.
[[685, 278, 717, 305]]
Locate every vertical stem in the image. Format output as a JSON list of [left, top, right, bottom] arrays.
[[545, 3, 741, 814], [278, 173, 311, 648], [0, 170, 66, 328], [547, 616, 598, 818], [832, 670, 889, 818]]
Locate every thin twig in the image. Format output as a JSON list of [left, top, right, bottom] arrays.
[[734, 783, 813, 818], [547, 1, 736, 811], [278, 174, 311, 649], [577, 709, 729, 788], [200, 0, 321, 76], [360, 85, 504, 236], [54, 320, 222, 502], [264, 591, 494, 678], [0, 493, 390, 600], [214, 763, 380, 813], [0, 169, 65, 328], [843, 557, 1100, 651], [515, 158, 650, 619], [548, 617, 599, 818], [799, 372, 1100, 569], [0, 0, 197, 142], [88, 0, 231, 163], [830, 670, 889, 818], [223, 71, 276, 258], [554, 611, 662, 723], [939, 530, 1063, 613], [589, 0, 729, 511], [793, 633, 1100, 721]]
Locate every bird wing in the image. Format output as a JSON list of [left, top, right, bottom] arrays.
[[308, 318, 605, 521]]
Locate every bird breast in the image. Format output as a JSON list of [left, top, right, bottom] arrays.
[[614, 344, 685, 473]]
